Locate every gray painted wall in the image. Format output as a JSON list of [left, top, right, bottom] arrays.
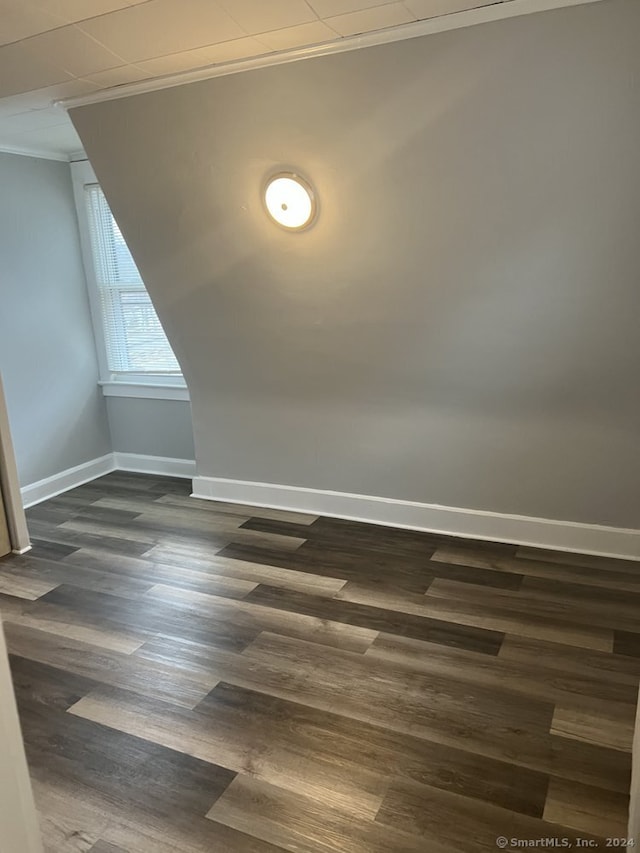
[[72, 0, 640, 528], [107, 397, 195, 458], [0, 153, 112, 486]]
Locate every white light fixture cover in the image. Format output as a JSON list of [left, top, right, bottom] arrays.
[[264, 172, 316, 231]]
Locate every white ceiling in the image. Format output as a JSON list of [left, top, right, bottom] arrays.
[[0, 0, 597, 159]]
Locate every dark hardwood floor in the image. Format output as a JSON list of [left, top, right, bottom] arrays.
[[0, 471, 638, 851]]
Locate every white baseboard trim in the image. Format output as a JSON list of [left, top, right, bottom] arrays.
[[192, 476, 640, 561], [20, 461, 640, 560], [21, 454, 115, 508], [21, 452, 196, 507], [113, 452, 196, 479]]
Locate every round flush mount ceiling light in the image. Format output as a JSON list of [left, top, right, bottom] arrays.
[[264, 172, 317, 231]]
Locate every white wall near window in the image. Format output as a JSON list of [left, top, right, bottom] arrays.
[[0, 152, 112, 487]]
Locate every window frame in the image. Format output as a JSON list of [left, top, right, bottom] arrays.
[[71, 160, 187, 401]]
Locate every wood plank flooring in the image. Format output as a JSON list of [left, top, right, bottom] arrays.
[[0, 471, 638, 851]]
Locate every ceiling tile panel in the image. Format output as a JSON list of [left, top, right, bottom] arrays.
[[27, 0, 134, 24], [0, 119, 82, 154], [78, 0, 245, 62], [0, 79, 99, 115], [215, 0, 318, 35], [326, 2, 416, 36], [23, 78, 101, 102], [82, 63, 154, 86], [0, 102, 25, 119], [138, 36, 269, 75], [257, 20, 338, 51], [0, 42, 67, 98], [403, 0, 500, 18], [23, 25, 127, 78], [205, 36, 271, 63], [137, 45, 228, 75], [0, 1, 65, 45], [307, 0, 397, 18], [0, 106, 69, 132]]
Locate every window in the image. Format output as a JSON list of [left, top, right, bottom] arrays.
[[84, 184, 181, 378]]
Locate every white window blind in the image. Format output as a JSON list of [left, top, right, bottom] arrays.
[[84, 184, 181, 376]]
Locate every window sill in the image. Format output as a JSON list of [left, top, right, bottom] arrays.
[[99, 382, 190, 402]]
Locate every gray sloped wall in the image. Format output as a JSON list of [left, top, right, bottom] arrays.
[[71, 0, 640, 527]]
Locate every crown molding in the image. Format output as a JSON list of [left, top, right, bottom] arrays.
[[0, 143, 69, 162], [58, 0, 604, 111]]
